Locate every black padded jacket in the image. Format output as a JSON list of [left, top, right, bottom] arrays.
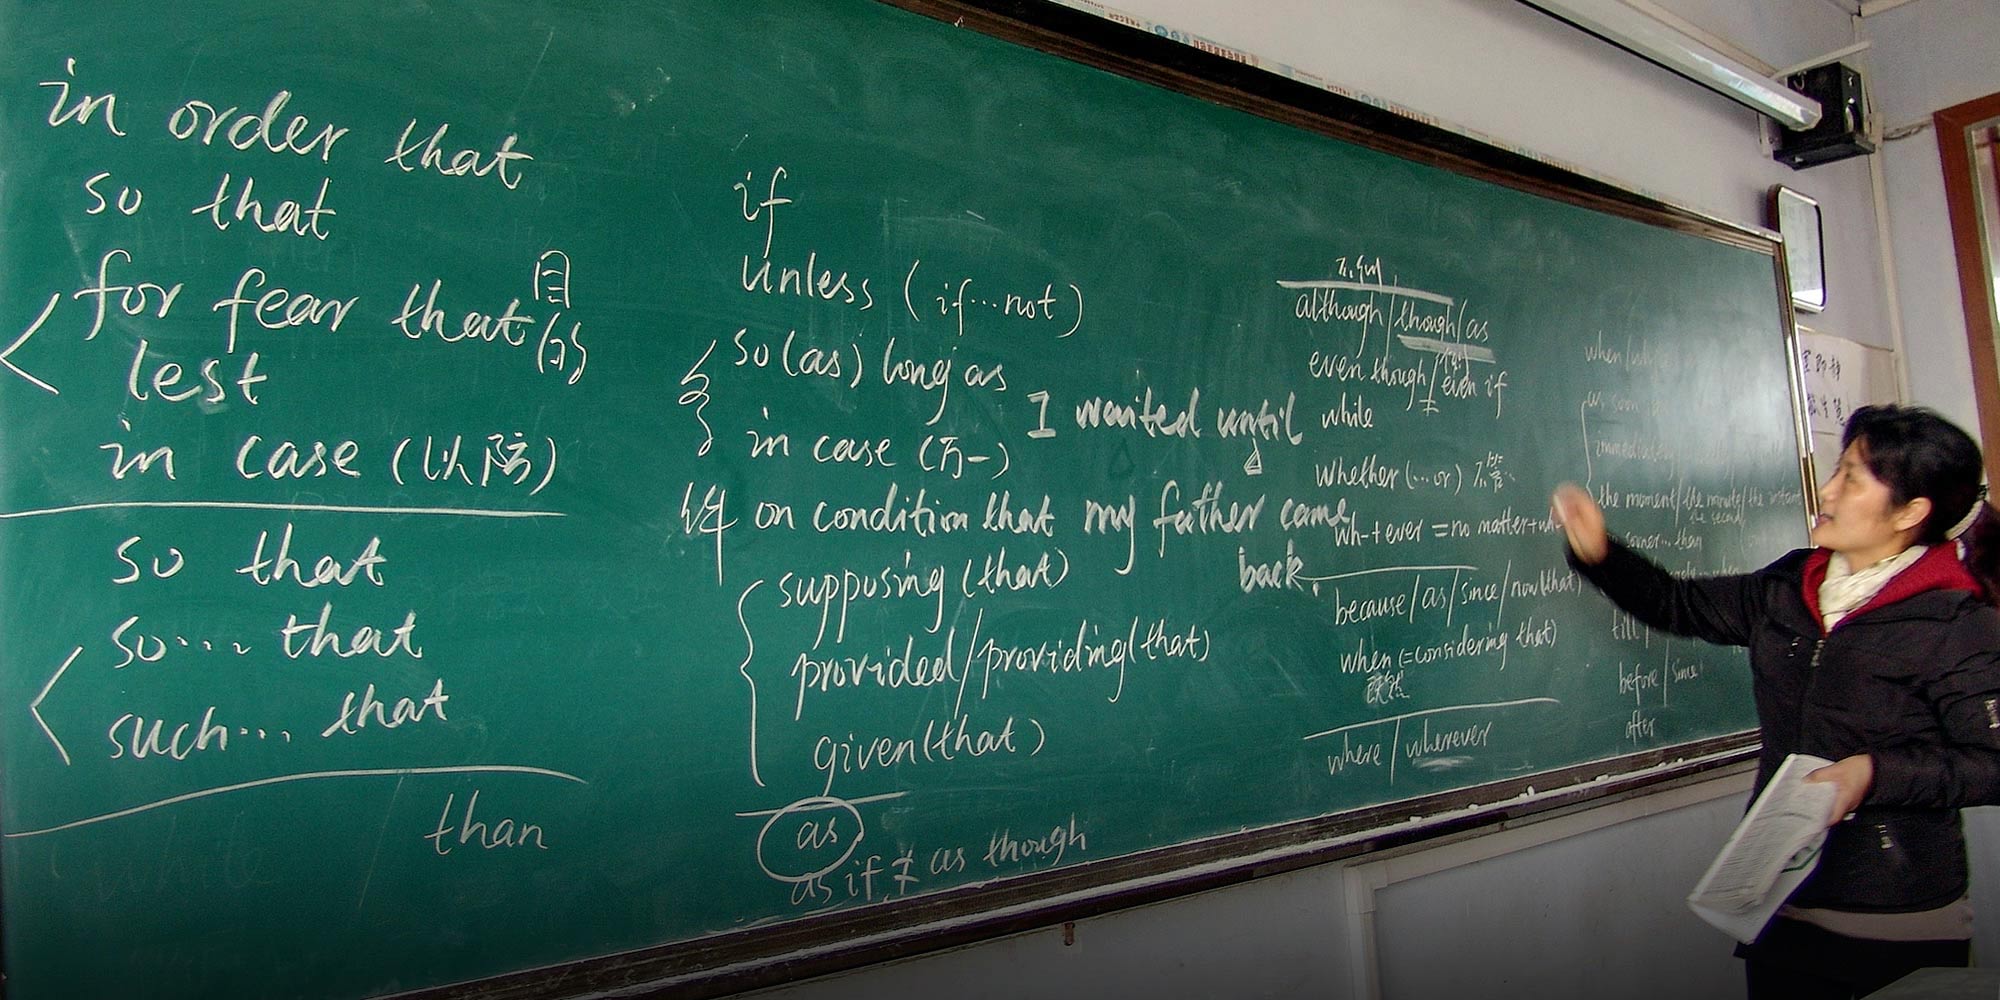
[[1572, 539, 2000, 912]]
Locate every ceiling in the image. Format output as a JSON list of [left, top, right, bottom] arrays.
[[1838, 0, 1933, 17]]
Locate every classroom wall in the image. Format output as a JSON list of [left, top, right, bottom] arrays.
[[1863, 0, 2000, 440], [735, 2, 1980, 998]]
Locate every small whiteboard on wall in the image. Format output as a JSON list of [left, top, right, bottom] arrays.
[[1797, 326, 1902, 483]]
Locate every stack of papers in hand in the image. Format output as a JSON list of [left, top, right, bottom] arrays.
[[1688, 754, 1837, 944]]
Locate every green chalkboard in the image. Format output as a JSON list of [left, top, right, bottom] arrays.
[[0, 1, 1807, 997]]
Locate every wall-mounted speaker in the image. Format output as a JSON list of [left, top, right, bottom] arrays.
[[1775, 62, 1876, 169]]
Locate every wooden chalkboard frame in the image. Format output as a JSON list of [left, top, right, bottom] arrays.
[[373, 1, 1813, 997]]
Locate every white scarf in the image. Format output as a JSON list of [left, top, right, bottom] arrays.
[[1818, 545, 1928, 630]]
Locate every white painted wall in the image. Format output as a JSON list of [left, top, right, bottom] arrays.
[[725, 3, 2000, 997], [1361, 777, 1750, 1000], [1862, 0, 2000, 438]]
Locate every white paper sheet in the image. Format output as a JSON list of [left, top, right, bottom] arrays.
[[1688, 753, 1837, 944]]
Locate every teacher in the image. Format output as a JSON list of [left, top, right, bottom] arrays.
[[1553, 404, 2000, 1000]]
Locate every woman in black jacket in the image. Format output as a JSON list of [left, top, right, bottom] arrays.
[[1553, 405, 2000, 1000]]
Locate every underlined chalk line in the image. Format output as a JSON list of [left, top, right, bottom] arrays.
[[4, 765, 587, 838], [1396, 335, 1497, 364], [733, 791, 909, 819], [0, 500, 566, 521], [1300, 563, 1476, 584], [1274, 279, 1454, 306], [1303, 698, 1561, 742]]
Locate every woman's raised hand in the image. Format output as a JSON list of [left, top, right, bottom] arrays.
[[1551, 483, 1609, 565]]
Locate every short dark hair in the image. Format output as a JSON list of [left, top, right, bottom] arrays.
[[1841, 404, 1984, 545]]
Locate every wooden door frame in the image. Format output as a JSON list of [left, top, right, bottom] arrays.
[[1936, 92, 2000, 484]]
